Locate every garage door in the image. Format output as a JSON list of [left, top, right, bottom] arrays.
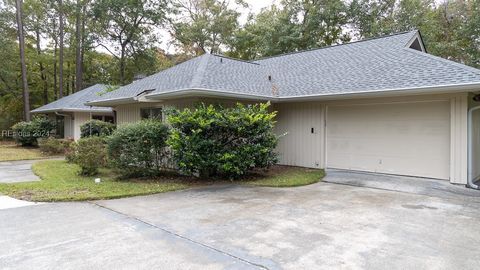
[[326, 101, 450, 179]]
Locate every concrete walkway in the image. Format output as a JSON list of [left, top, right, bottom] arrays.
[[0, 158, 62, 183], [0, 160, 41, 183]]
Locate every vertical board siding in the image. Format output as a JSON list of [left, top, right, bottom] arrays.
[[273, 102, 325, 169], [64, 115, 73, 138], [450, 94, 469, 184], [472, 109, 480, 180], [73, 112, 91, 140]]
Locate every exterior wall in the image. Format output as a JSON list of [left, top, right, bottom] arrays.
[[114, 98, 200, 125], [273, 93, 469, 184], [110, 92, 471, 184], [64, 115, 74, 139], [73, 112, 91, 140], [469, 94, 480, 181], [273, 102, 325, 168]]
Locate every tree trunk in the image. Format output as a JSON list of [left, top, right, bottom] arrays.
[[58, 0, 64, 98], [52, 17, 58, 99], [35, 28, 48, 104], [15, 0, 30, 121], [120, 45, 126, 84], [75, 0, 83, 92]]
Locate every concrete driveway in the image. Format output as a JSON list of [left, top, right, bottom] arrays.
[[1, 171, 480, 270]]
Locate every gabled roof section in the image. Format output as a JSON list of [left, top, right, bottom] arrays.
[[89, 54, 273, 105], [87, 30, 480, 105], [254, 30, 480, 97], [31, 84, 112, 113]]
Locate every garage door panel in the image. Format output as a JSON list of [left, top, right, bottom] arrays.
[[327, 101, 450, 180]]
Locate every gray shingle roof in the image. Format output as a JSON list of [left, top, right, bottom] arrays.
[[31, 84, 112, 113], [89, 30, 480, 105]]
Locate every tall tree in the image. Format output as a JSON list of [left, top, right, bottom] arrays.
[[75, 0, 83, 92], [93, 0, 168, 84], [15, 0, 30, 121], [58, 0, 64, 98], [170, 0, 244, 55]]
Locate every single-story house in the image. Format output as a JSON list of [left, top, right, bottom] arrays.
[[31, 84, 115, 140], [86, 30, 480, 188]]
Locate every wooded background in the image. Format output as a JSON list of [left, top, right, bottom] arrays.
[[1, 0, 479, 129]]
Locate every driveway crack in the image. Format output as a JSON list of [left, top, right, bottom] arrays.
[[89, 201, 269, 270]]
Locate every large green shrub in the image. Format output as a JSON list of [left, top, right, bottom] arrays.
[[80, 120, 115, 138], [11, 116, 56, 146], [69, 137, 106, 176], [167, 103, 279, 178], [38, 137, 74, 155], [107, 120, 170, 176]]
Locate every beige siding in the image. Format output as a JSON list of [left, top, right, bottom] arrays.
[[469, 95, 480, 181], [115, 99, 200, 125], [326, 101, 450, 179], [64, 115, 74, 139], [273, 93, 469, 184], [73, 112, 91, 140], [273, 103, 325, 168]]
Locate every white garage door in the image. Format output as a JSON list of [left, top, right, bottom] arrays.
[[326, 101, 450, 179]]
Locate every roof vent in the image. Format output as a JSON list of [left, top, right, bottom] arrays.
[[133, 73, 147, 81], [220, 58, 223, 63], [268, 75, 272, 81]]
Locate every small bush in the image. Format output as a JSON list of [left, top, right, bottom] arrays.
[[70, 137, 106, 176], [11, 116, 56, 146], [107, 120, 170, 177], [167, 102, 279, 179], [80, 120, 115, 138], [38, 137, 73, 155]]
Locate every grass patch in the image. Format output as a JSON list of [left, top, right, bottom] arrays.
[[0, 161, 325, 202], [0, 160, 191, 202], [247, 166, 325, 187], [0, 143, 46, 161]]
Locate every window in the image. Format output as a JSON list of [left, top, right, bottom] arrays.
[[92, 115, 115, 123], [140, 107, 163, 120]]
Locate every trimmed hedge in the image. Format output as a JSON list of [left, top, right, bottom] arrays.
[[11, 117, 56, 146], [80, 120, 115, 138], [167, 103, 279, 178], [107, 120, 170, 177], [69, 137, 107, 176], [38, 137, 74, 155]]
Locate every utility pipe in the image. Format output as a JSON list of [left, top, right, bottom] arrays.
[[467, 105, 480, 189]]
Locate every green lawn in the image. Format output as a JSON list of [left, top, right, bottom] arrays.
[[0, 160, 325, 202], [0, 143, 46, 161], [247, 166, 325, 187], [0, 160, 190, 202]]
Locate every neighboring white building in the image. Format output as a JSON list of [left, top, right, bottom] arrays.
[[86, 31, 480, 187], [31, 84, 115, 140]]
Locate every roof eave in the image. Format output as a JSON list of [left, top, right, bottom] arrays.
[[145, 88, 273, 101], [85, 97, 137, 106], [31, 108, 113, 114], [276, 82, 480, 102]]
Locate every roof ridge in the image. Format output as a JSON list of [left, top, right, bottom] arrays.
[[254, 30, 416, 62], [189, 53, 211, 88], [403, 47, 480, 76], [211, 53, 260, 65]]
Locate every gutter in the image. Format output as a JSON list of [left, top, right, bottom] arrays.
[[85, 96, 137, 106], [144, 88, 272, 101], [467, 105, 480, 190]]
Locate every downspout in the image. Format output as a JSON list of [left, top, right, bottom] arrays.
[[467, 105, 480, 189]]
